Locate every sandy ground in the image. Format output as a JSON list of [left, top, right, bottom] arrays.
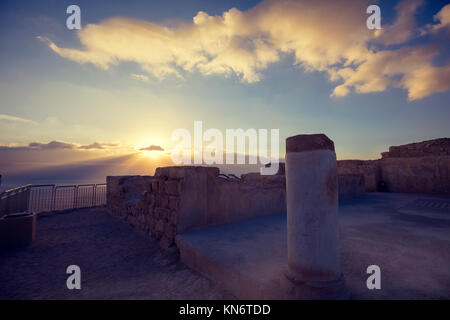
[[0, 207, 233, 300]]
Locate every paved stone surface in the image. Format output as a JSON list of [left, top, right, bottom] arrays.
[[0, 208, 232, 300], [177, 193, 450, 299]]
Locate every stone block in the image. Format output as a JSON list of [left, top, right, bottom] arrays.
[[164, 180, 180, 195], [155, 219, 165, 233], [155, 207, 170, 219], [168, 196, 180, 211], [168, 210, 178, 225]]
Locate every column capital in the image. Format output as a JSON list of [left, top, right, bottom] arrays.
[[286, 134, 335, 153]]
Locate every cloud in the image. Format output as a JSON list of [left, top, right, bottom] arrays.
[[139, 145, 164, 152], [39, 0, 450, 100], [331, 44, 450, 101], [79, 142, 119, 149], [0, 114, 35, 124], [131, 73, 150, 82], [0, 140, 119, 151], [28, 140, 76, 150], [420, 4, 450, 35], [375, 0, 424, 45], [433, 4, 450, 31]]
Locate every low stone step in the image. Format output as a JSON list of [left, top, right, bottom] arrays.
[[176, 213, 288, 299]]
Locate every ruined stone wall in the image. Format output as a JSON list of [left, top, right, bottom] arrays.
[[379, 156, 450, 194], [338, 160, 380, 192], [337, 138, 450, 194], [107, 167, 287, 248], [207, 173, 286, 225], [107, 166, 367, 248], [107, 174, 181, 248], [381, 138, 450, 158]]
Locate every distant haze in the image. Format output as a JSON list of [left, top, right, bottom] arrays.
[[0, 152, 263, 191]]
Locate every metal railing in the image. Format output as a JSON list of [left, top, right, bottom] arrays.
[[0, 183, 106, 215], [0, 185, 31, 215]]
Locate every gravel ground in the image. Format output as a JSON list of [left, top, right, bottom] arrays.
[[0, 207, 233, 300]]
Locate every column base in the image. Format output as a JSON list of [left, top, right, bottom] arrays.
[[280, 267, 349, 300]]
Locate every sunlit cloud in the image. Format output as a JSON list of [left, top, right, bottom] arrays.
[[131, 73, 150, 82], [374, 0, 424, 45], [420, 4, 450, 35], [39, 0, 450, 100], [0, 113, 36, 124], [330, 45, 450, 101], [139, 145, 164, 152], [79, 142, 119, 149]]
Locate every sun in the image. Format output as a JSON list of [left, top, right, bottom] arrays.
[[134, 143, 165, 159], [139, 149, 162, 159], [133, 136, 168, 159]]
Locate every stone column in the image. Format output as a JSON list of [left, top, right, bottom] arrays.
[[281, 134, 346, 299]]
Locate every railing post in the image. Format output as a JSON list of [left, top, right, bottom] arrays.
[[93, 184, 97, 207], [36, 188, 41, 211], [74, 186, 78, 209], [25, 187, 31, 212], [28, 187, 33, 213], [52, 186, 56, 212]]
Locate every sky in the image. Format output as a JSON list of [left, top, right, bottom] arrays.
[[1, 0, 450, 182]]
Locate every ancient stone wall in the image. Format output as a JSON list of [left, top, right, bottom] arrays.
[[107, 167, 288, 248], [107, 174, 180, 248], [337, 160, 380, 192], [379, 156, 450, 194], [207, 173, 286, 225], [338, 138, 450, 194], [107, 166, 366, 248], [381, 138, 450, 158]]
